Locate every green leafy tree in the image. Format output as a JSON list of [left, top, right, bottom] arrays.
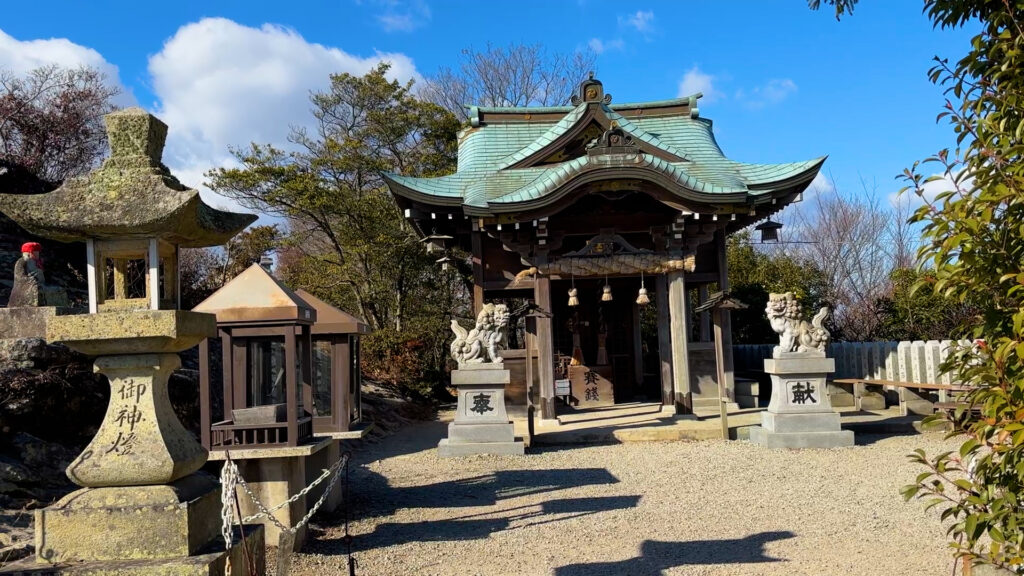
[[207, 63, 459, 333], [206, 64, 461, 396], [875, 268, 978, 341], [812, 0, 1024, 570], [727, 232, 829, 343]]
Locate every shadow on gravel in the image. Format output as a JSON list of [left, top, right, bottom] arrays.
[[326, 495, 642, 553], [346, 466, 621, 521], [308, 466, 635, 555], [553, 531, 796, 576]]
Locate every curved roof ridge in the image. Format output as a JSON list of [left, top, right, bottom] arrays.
[[493, 103, 590, 170], [602, 105, 693, 162]]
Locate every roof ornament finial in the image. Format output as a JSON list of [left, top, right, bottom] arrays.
[[572, 73, 612, 106]]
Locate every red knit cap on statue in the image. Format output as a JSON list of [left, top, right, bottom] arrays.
[[20, 242, 42, 253]]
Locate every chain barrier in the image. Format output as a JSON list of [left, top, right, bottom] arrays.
[[219, 451, 351, 548]]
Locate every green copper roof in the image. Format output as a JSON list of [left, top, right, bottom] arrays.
[[385, 85, 825, 217]]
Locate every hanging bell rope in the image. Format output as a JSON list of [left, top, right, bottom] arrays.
[[636, 270, 650, 305]]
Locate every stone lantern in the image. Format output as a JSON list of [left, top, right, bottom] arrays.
[[0, 108, 262, 573]]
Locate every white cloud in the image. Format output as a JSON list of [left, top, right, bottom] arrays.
[[888, 170, 972, 208], [677, 65, 720, 102], [373, 0, 431, 32], [737, 78, 798, 109], [621, 10, 655, 34], [147, 17, 419, 209], [0, 28, 133, 105], [588, 38, 624, 54]]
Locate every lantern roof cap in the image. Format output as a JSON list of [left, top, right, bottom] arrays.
[[193, 264, 315, 325], [294, 289, 370, 335], [0, 108, 255, 246]]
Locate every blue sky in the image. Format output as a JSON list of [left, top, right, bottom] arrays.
[[1, 1, 977, 214]]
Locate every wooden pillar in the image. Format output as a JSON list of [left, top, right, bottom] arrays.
[[300, 325, 313, 416], [524, 320, 535, 442], [699, 284, 711, 342], [656, 274, 673, 407], [715, 231, 735, 401], [668, 270, 692, 413], [220, 329, 234, 420], [285, 328, 299, 446], [471, 228, 484, 314], [199, 337, 211, 449], [336, 337, 351, 431], [712, 308, 729, 439], [535, 275, 555, 420], [632, 301, 643, 391]]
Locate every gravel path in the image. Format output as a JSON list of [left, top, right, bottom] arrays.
[[292, 421, 959, 576]]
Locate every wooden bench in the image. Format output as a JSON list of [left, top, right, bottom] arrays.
[[831, 378, 972, 415]]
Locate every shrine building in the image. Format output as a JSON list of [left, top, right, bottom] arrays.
[[384, 75, 823, 422]]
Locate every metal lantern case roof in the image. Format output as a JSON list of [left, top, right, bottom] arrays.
[[755, 219, 783, 243]]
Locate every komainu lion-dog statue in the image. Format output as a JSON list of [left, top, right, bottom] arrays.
[[450, 303, 510, 365], [766, 292, 831, 356]]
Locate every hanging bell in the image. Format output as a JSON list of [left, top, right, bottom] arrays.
[[601, 284, 613, 302], [636, 285, 650, 305], [568, 287, 579, 307]]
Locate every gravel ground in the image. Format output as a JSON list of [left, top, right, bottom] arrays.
[[291, 421, 960, 576]]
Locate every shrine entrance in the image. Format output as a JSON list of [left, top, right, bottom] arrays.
[[384, 75, 824, 429], [550, 276, 660, 407]]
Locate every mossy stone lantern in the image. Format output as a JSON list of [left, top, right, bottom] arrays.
[[0, 109, 261, 571]]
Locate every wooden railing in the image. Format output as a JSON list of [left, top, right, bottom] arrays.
[[210, 416, 313, 449]]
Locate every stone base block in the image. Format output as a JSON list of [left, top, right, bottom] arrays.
[[438, 438, 524, 457], [749, 426, 855, 449], [827, 383, 856, 407], [448, 422, 515, 444], [35, 474, 221, 563], [0, 306, 74, 340], [857, 392, 887, 411], [761, 411, 841, 433], [1, 525, 263, 575], [692, 398, 741, 412]]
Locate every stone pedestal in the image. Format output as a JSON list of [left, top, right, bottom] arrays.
[[67, 353, 206, 487], [3, 310, 265, 574], [207, 436, 335, 552], [439, 364, 524, 457], [749, 355, 854, 449]]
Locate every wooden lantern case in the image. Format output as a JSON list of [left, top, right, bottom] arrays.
[[295, 289, 370, 436], [195, 264, 316, 450]]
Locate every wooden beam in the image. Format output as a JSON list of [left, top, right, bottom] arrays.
[[668, 270, 692, 413], [285, 328, 299, 446], [715, 231, 735, 402], [471, 229, 484, 314], [535, 274, 556, 421], [656, 274, 673, 407], [336, 338, 351, 431], [713, 308, 729, 439]]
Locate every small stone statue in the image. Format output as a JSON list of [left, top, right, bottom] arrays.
[[450, 303, 510, 365], [766, 292, 830, 357], [8, 242, 68, 307]]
